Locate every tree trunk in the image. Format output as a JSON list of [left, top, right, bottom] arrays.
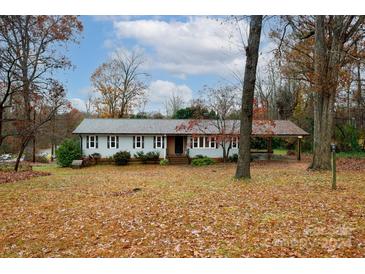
[[235, 15, 263, 179], [32, 109, 36, 162], [0, 107, 4, 147], [14, 141, 28, 172], [222, 143, 227, 162], [310, 16, 338, 170]]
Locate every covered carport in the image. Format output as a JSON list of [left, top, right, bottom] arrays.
[[251, 120, 310, 161]]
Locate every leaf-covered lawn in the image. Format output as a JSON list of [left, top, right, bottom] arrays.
[[0, 161, 364, 257]]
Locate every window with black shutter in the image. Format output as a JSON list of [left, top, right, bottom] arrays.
[[134, 136, 143, 149], [108, 136, 117, 149], [154, 136, 162, 148], [88, 135, 96, 149]]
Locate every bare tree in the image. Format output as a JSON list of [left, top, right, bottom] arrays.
[[205, 85, 240, 161], [176, 85, 239, 162], [0, 47, 21, 147], [165, 90, 185, 117], [0, 16, 82, 169], [91, 49, 148, 118], [84, 92, 94, 117], [235, 15, 263, 179], [14, 81, 68, 171]]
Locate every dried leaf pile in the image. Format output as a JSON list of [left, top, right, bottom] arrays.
[[0, 160, 364, 257], [0, 170, 50, 184]]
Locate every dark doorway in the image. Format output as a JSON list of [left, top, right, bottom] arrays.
[[175, 136, 184, 154]]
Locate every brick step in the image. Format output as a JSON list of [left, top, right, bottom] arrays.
[[169, 161, 189, 165], [168, 155, 189, 165]]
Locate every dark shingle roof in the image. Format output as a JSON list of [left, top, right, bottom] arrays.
[[73, 119, 309, 137]]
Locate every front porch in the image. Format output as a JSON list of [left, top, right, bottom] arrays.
[[166, 135, 188, 156], [166, 135, 189, 164]]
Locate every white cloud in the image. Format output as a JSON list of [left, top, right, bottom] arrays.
[[113, 17, 247, 78], [145, 80, 193, 113], [69, 98, 86, 112]]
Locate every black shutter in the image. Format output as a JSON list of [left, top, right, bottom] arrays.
[[133, 136, 135, 149], [190, 137, 193, 148], [80, 136, 83, 154], [116, 136, 119, 149], [86, 136, 89, 149], [107, 136, 110, 149], [142, 136, 144, 149], [96, 136, 98, 148], [153, 136, 156, 149], [162, 136, 165, 149]]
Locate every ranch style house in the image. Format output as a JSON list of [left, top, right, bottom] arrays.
[[73, 119, 309, 163]]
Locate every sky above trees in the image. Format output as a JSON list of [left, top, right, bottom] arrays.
[[62, 16, 274, 114]]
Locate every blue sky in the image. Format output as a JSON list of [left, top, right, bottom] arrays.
[[60, 16, 272, 114]]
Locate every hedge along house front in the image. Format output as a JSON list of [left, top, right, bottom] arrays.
[[73, 118, 309, 161]]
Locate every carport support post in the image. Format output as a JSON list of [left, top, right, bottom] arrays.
[[331, 143, 337, 190], [267, 137, 272, 160], [297, 136, 302, 161]]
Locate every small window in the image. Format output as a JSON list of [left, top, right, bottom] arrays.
[[135, 135, 143, 149], [155, 135, 163, 148], [204, 137, 209, 148], [210, 137, 216, 148], [231, 137, 239, 149], [109, 135, 117, 149], [193, 137, 199, 148], [89, 135, 96, 149], [199, 136, 204, 148]]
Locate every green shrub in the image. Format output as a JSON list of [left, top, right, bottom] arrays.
[[228, 153, 238, 162], [135, 151, 160, 163], [335, 124, 362, 152], [191, 156, 214, 166], [159, 159, 169, 166], [145, 151, 160, 161], [55, 139, 81, 167], [113, 151, 131, 165], [134, 151, 147, 163], [195, 154, 205, 159]]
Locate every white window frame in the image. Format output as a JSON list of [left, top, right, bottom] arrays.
[[210, 136, 216, 148], [231, 136, 239, 149], [192, 136, 207, 149], [88, 135, 96, 149], [135, 135, 143, 149], [192, 137, 199, 148], [109, 135, 117, 149], [155, 135, 163, 149], [204, 137, 209, 148]]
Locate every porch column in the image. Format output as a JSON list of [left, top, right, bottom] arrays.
[[297, 136, 302, 161], [164, 134, 167, 159], [267, 137, 272, 160], [186, 135, 191, 157]]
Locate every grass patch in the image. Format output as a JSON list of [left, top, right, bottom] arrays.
[[337, 151, 365, 159], [273, 149, 287, 155]]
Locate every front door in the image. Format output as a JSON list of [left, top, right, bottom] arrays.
[[175, 136, 184, 154]]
